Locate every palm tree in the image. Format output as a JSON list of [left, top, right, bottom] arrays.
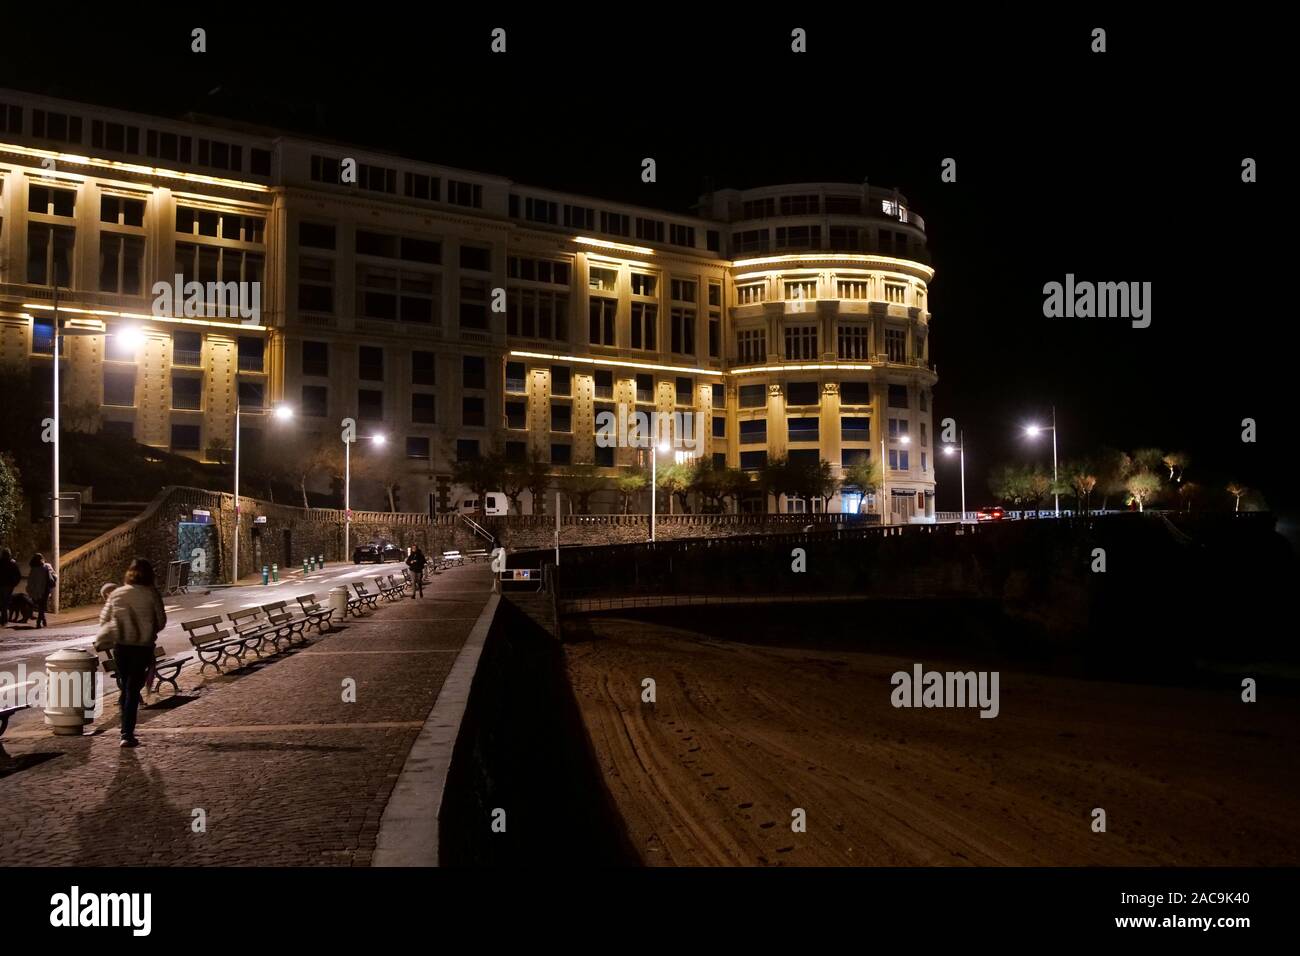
[[1162, 451, 1189, 483], [1125, 471, 1162, 512], [1226, 482, 1247, 513]]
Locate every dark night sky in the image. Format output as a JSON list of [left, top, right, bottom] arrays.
[[3, 9, 1290, 514]]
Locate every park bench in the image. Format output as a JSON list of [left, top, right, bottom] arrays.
[[183, 616, 252, 672], [375, 575, 403, 601], [100, 646, 191, 696], [260, 601, 310, 646], [227, 607, 286, 655], [387, 573, 410, 594], [465, 549, 490, 563], [295, 594, 337, 632], [351, 581, 380, 610], [441, 550, 464, 567], [0, 679, 37, 738]]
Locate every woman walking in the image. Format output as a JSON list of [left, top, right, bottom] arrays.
[[405, 546, 427, 599], [26, 553, 56, 628], [99, 558, 167, 748]]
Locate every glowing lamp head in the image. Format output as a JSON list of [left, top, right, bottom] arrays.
[[272, 405, 293, 421], [943, 444, 955, 455], [900, 435, 911, 445], [371, 433, 387, 446], [1025, 425, 1042, 437], [657, 441, 671, 454], [115, 326, 145, 352]]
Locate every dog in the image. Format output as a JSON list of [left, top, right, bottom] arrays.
[[6, 592, 35, 624]]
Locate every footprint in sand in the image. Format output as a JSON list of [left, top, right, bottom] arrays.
[[738, 802, 754, 810]]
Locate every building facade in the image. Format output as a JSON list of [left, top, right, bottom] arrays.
[[0, 90, 936, 520]]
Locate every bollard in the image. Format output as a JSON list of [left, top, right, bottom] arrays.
[[43, 649, 98, 736], [303, 558, 309, 575], [318, 554, 325, 570], [271, 562, 279, 582], [262, 564, 269, 585], [329, 585, 350, 620], [310, 555, 317, 571]]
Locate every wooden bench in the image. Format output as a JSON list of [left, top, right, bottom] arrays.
[[100, 646, 191, 696], [375, 575, 403, 601], [182, 616, 251, 672], [295, 594, 337, 632], [227, 607, 286, 654], [351, 581, 380, 610], [465, 549, 490, 563], [261, 601, 309, 646], [441, 551, 464, 567]]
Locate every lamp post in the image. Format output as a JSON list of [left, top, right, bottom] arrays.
[[942, 430, 967, 523], [232, 403, 293, 585], [343, 430, 385, 563], [649, 439, 671, 542], [1024, 405, 1060, 517]]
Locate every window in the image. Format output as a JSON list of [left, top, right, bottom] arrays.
[[711, 383, 726, 408], [838, 324, 871, 360], [741, 198, 775, 219], [196, 138, 242, 172], [236, 338, 263, 372], [841, 381, 870, 406], [738, 421, 764, 447], [629, 273, 656, 298], [505, 441, 527, 462], [669, 224, 695, 247], [356, 265, 438, 324], [594, 370, 613, 399], [301, 341, 328, 377], [176, 243, 263, 290], [505, 361, 526, 393], [358, 346, 384, 382], [299, 257, 334, 313], [100, 196, 144, 227], [412, 350, 436, 386], [829, 226, 863, 251], [0, 102, 23, 134], [788, 449, 820, 469], [463, 356, 486, 390], [301, 385, 328, 418], [919, 390, 929, 412], [564, 204, 595, 229], [459, 278, 488, 330], [842, 448, 871, 469], [357, 163, 397, 193], [921, 452, 928, 472], [888, 385, 909, 408], [713, 416, 726, 438], [238, 380, 265, 409], [103, 369, 136, 407], [460, 245, 491, 271], [595, 444, 614, 467], [671, 307, 695, 354], [457, 439, 480, 461], [447, 180, 482, 208], [713, 452, 727, 469], [707, 230, 720, 252], [508, 289, 569, 339], [888, 418, 910, 440], [524, 197, 558, 224], [506, 401, 527, 430], [172, 376, 202, 410], [551, 444, 572, 465], [736, 329, 766, 364], [170, 424, 201, 452], [740, 450, 767, 471], [147, 129, 191, 163], [733, 229, 769, 254], [775, 225, 820, 250], [780, 195, 819, 216], [32, 109, 82, 144], [172, 332, 202, 367], [788, 417, 818, 442], [919, 422, 929, 447], [889, 449, 910, 471], [508, 256, 571, 285], [358, 389, 383, 420], [786, 381, 818, 406], [841, 417, 871, 442], [310, 155, 342, 185], [588, 266, 618, 293], [101, 420, 133, 440], [886, 328, 907, 363], [784, 325, 818, 360], [407, 437, 430, 461], [736, 281, 767, 305], [299, 222, 336, 249], [600, 211, 630, 236], [675, 377, 693, 406], [885, 282, 907, 305], [404, 172, 438, 201], [636, 374, 654, 404], [98, 235, 144, 294], [250, 149, 271, 176], [28, 185, 76, 217], [738, 384, 766, 409], [630, 302, 657, 350], [551, 403, 572, 433], [551, 365, 571, 397], [411, 393, 437, 424], [635, 217, 664, 242]]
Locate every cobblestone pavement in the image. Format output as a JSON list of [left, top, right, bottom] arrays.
[[0, 565, 494, 866]]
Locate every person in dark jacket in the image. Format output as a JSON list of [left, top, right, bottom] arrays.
[[0, 548, 21, 627], [99, 558, 166, 747], [26, 553, 55, 628], [405, 546, 427, 599]]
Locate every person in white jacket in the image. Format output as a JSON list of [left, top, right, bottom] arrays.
[[99, 558, 167, 748]]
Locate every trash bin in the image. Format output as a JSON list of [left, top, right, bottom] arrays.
[[43, 648, 99, 736], [329, 586, 350, 620]]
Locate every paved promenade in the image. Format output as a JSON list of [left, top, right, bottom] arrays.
[[0, 564, 494, 866]]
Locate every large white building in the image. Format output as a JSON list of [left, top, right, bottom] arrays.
[[0, 89, 937, 520]]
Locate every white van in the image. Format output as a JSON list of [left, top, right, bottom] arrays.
[[459, 493, 506, 516]]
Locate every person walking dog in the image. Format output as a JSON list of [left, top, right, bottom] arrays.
[[405, 546, 427, 599], [96, 559, 166, 748]]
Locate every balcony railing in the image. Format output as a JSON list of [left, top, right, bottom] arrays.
[[172, 349, 202, 367]]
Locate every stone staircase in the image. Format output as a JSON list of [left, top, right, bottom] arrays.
[[61, 501, 152, 552]]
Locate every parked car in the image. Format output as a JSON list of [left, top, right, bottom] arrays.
[[458, 493, 506, 516], [353, 543, 381, 563], [380, 544, 404, 562], [976, 505, 1006, 522]]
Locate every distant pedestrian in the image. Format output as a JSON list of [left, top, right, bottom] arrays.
[[406, 546, 427, 599], [99, 559, 166, 748], [0, 548, 20, 627], [26, 553, 56, 628]]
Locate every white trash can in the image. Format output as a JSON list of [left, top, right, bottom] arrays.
[[329, 585, 350, 621], [44, 648, 99, 736]]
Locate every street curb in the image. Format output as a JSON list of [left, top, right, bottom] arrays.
[[371, 590, 500, 867]]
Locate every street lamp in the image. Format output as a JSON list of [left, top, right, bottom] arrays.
[[942, 430, 967, 523], [232, 402, 293, 585], [343, 429, 386, 562], [1022, 405, 1060, 517], [649, 439, 671, 542]]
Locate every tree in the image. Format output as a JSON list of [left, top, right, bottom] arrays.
[[558, 463, 604, 514], [791, 457, 836, 502], [1026, 469, 1052, 506], [521, 449, 551, 515], [1226, 482, 1247, 513], [657, 462, 692, 514], [281, 431, 340, 508], [205, 436, 231, 466], [62, 399, 100, 434], [1133, 448, 1165, 474], [1069, 471, 1097, 513], [452, 451, 506, 513], [1178, 481, 1199, 512], [0, 453, 23, 541], [615, 468, 648, 514], [500, 454, 533, 515], [1162, 451, 1189, 483], [1094, 448, 1133, 512], [1125, 471, 1162, 512], [840, 458, 883, 511], [988, 463, 1031, 508]]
